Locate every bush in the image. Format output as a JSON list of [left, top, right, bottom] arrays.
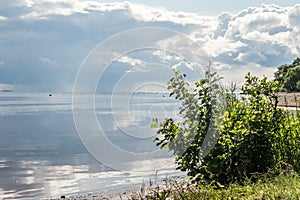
[[274, 57, 300, 92], [153, 66, 300, 186]]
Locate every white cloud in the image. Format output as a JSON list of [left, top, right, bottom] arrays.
[[202, 36, 245, 57], [1, 1, 300, 91], [213, 12, 233, 38], [219, 64, 277, 86], [0, 84, 14, 90], [288, 4, 300, 54], [39, 56, 58, 67], [152, 50, 196, 71], [19, 0, 217, 26], [235, 51, 267, 63], [128, 3, 217, 25], [288, 4, 300, 28], [117, 55, 143, 67], [0, 16, 7, 21], [226, 10, 288, 38], [21, 0, 90, 19], [155, 35, 210, 68], [199, 4, 300, 69], [17, 0, 299, 69]]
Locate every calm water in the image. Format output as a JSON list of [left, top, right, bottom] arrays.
[[0, 92, 182, 199]]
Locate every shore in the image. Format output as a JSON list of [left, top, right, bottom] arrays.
[[49, 187, 140, 200], [49, 177, 190, 200], [49, 182, 169, 200]]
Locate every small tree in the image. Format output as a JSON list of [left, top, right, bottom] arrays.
[[152, 64, 223, 183], [274, 58, 300, 92], [153, 66, 300, 186]]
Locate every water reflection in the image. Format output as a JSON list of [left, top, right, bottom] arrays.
[[0, 92, 182, 199]]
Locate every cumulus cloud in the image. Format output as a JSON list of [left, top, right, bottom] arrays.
[[0, 16, 7, 21], [21, 0, 88, 19], [288, 4, 300, 54], [152, 50, 196, 71], [128, 3, 217, 25], [289, 4, 300, 28], [18, 0, 217, 26], [202, 36, 246, 57], [116, 55, 143, 67], [198, 3, 300, 81], [1, 1, 300, 91]]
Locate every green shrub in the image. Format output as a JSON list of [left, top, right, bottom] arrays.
[[274, 57, 300, 92], [153, 66, 300, 186]]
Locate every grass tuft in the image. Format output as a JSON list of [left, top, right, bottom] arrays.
[[129, 171, 300, 200]]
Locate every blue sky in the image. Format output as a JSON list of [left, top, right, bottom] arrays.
[[0, 1, 300, 92]]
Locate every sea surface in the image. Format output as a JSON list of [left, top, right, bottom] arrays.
[[0, 92, 183, 199]]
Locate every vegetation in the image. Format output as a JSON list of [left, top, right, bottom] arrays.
[[152, 64, 300, 187], [130, 171, 300, 200], [274, 57, 300, 92]]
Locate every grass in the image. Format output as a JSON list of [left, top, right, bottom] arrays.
[[129, 171, 300, 200]]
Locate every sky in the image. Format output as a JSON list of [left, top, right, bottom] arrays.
[[0, 0, 300, 92], [95, 0, 300, 14]]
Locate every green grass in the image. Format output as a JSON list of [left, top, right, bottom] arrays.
[[129, 172, 300, 200]]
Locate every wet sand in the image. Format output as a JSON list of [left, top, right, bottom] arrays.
[[49, 187, 139, 200]]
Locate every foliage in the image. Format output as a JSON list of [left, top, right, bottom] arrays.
[[153, 66, 300, 186], [211, 74, 299, 184], [279, 105, 300, 172], [152, 64, 223, 183], [283, 65, 300, 92], [274, 57, 300, 92]]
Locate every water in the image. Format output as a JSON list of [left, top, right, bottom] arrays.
[[0, 92, 182, 199]]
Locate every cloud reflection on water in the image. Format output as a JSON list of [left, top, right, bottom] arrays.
[[0, 92, 182, 199]]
